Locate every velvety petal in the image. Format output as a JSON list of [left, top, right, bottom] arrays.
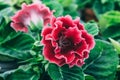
[[69, 57, 78, 67], [41, 37, 51, 45], [57, 15, 75, 28], [43, 44, 65, 66], [45, 34, 52, 40], [11, 10, 30, 24], [51, 22, 65, 40], [69, 58, 76, 67], [43, 44, 55, 61], [55, 51, 75, 64], [11, 23, 28, 32], [69, 56, 84, 67], [45, 34, 58, 47], [76, 59, 85, 66], [83, 50, 89, 58], [50, 16, 56, 27], [74, 18, 84, 30], [75, 40, 88, 57], [51, 40, 57, 47], [22, 3, 53, 25], [81, 31, 95, 50], [54, 46, 61, 53], [57, 59, 66, 66], [39, 7, 53, 25], [41, 27, 52, 44], [41, 27, 52, 36], [64, 27, 82, 44]]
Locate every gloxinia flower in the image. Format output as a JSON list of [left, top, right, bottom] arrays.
[[11, 3, 53, 32], [41, 15, 95, 67]]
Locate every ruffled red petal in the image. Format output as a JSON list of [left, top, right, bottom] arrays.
[[74, 18, 84, 30], [41, 27, 53, 44], [41, 27, 52, 36], [11, 23, 28, 32], [57, 15, 75, 28], [75, 40, 88, 57], [51, 21, 65, 40], [55, 51, 75, 64], [64, 27, 82, 44], [81, 31, 95, 50], [43, 44, 65, 66], [69, 52, 85, 67]]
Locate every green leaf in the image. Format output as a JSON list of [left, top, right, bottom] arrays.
[[109, 38, 120, 54], [85, 75, 95, 80], [12, 0, 32, 8], [0, 7, 14, 17], [0, 64, 40, 80], [0, 13, 3, 24], [0, 33, 35, 60], [0, 61, 18, 73], [58, 0, 73, 7], [84, 22, 99, 36], [48, 63, 84, 80], [63, 3, 79, 18], [0, 54, 15, 61], [75, 0, 91, 8], [93, 0, 114, 16], [83, 39, 119, 80], [0, 1, 10, 10], [101, 23, 120, 38], [101, 0, 110, 4], [0, 16, 20, 45], [0, 16, 24, 61], [43, 0, 63, 17], [99, 11, 120, 32], [0, 77, 3, 80]]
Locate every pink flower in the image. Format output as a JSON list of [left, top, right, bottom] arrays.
[[11, 3, 53, 32], [41, 15, 95, 67]]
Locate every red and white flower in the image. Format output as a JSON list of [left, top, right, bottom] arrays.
[[41, 15, 95, 67], [11, 3, 53, 32]]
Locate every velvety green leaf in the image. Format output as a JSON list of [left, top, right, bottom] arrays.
[[85, 75, 95, 80], [12, 0, 32, 8], [48, 64, 84, 80], [0, 61, 18, 73], [93, 0, 114, 16], [58, 0, 73, 7], [99, 11, 120, 32], [43, 0, 63, 17], [84, 22, 99, 36], [58, 0, 78, 18], [0, 54, 15, 61], [0, 1, 10, 10], [101, 23, 120, 38], [83, 39, 119, 80], [109, 38, 120, 54], [0, 16, 24, 61], [75, 0, 91, 8], [0, 64, 40, 80], [0, 77, 3, 80], [63, 3, 79, 18], [0, 13, 3, 24], [0, 7, 14, 17], [101, 0, 110, 4], [0, 34, 35, 60], [0, 16, 20, 45]]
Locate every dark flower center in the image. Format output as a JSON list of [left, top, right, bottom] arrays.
[[58, 36, 74, 53]]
